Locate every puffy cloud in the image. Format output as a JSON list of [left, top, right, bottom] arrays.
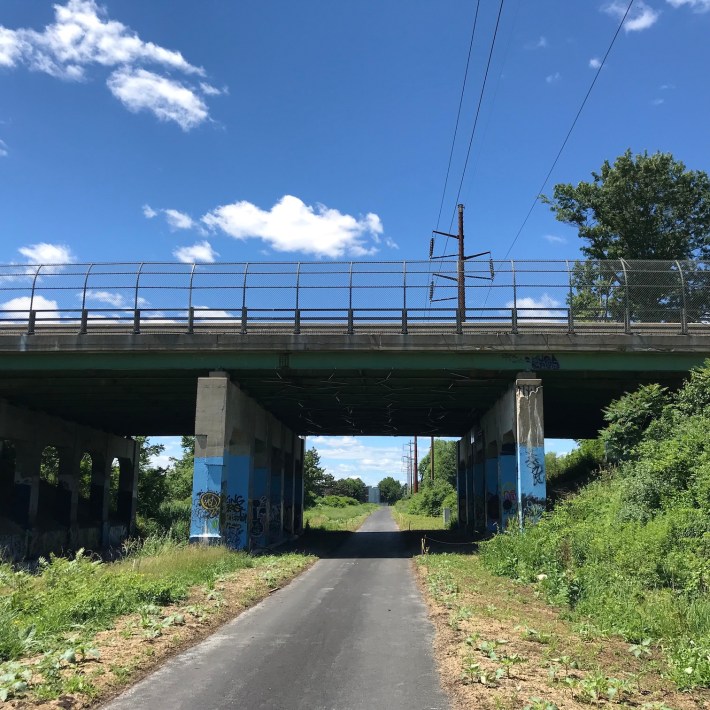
[[18, 242, 75, 268], [173, 240, 219, 263], [1, 295, 60, 319], [142, 204, 157, 219], [0, 139, 7, 157], [0, 0, 218, 130], [667, 0, 710, 10], [603, 1, 659, 32], [107, 68, 208, 131], [507, 293, 562, 320], [83, 290, 126, 307], [202, 195, 384, 258], [545, 72, 561, 83], [589, 57, 602, 69]]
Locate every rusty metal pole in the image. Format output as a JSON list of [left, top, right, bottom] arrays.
[[413, 436, 418, 494], [430, 436, 435, 482], [457, 204, 465, 322]]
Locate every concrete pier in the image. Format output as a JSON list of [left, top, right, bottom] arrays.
[[189, 372, 303, 550]]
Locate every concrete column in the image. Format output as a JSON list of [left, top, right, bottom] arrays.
[[484, 443, 499, 532], [57, 447, 81, 527], [472, 432, 486, 531], [115, 447, 139, 533], [456, 440, 467, 529], [465, 436, 475, 531], [269, 418, 284, 544], [190, 372, 252, 547], [293, 436, 304, 535], [282, 432, 295, 536], [498, 440, 517, 530], [14, 442, 42, 528], [515, 377, 546, 525]]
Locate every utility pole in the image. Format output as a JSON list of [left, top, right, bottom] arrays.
[[413, 435, 418, 494], [430, 436, 435, 482], [429, 203, 494, 321]]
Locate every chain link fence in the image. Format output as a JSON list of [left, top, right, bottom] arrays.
[[0, 260, 707, 335]]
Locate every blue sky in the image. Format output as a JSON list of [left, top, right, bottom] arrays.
[[1, 0, 708, 484]]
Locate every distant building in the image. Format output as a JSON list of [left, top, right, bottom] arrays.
[[366, 486, 380, 504]]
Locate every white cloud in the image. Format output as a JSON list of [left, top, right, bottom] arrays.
[[0, 0, 218, 130], [507, 293, 562, 320], [0, 139, 7, 157], [201, 195, 384, 258], [660, 83, 676, 90], [142, 204, 157, 219], [173, 240, 219, 263], [83, 290, 125, 307], [545, 72, 561, 83], [651, 97, 665, 106], [603, 1, 660, 32], [18, 242, 75, 267], [1, 295, 60, 320], [667, 0, 710, 10], [525, 36, 548, 49], [543, 234, 567, 244], [589, 57, 602, 69], [164, 208, 195, 230], [107, 68, 208, 131]]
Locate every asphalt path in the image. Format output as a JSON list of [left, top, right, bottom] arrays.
[[103, 507, 449, 710]]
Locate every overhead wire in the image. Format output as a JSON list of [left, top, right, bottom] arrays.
[[498, 0, 636, 261], [434, 0, 481, 233]]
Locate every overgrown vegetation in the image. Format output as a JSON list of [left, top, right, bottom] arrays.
[[480, 361, 710, 690], [0, 538, 312, 702], [303, 497, 378, 531]]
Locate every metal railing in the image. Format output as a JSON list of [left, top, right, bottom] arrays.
[[0, 260, 708, 336]]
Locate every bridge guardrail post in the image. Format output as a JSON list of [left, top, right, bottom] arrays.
[[187, 306, 194, 334], [27, 310, 36, 335], [624, 307, 631, 334], [567, 307, 574, 335], [133, 309, 141, 335], [511, 308, 518, 335], [401, 309, 408, 335], [294, 309, 301, 335], [455, 308, 463, 335], [241, 307, 248, 335], [347, 309, 354, 335], [80, 309, 88, 335]]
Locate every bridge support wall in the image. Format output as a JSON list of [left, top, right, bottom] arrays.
[[189, 372, 303, 550], [0, 399, 138, 560], [458, 375, 546, 532]]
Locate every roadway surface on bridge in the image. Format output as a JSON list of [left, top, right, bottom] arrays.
[[102, 507, 449, 710]]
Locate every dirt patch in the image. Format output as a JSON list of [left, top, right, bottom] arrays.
[[5, 557, 315, 709], [414, 555, 709, 710]]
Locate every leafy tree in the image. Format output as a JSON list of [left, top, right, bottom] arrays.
[[378, 476, 404, 504], [546, 151, 710, 324], [331, 476, 367, 502], [544, 150, 710, 261], [417, 439, 457, 488], [601, 384, 670, 463], [303, 447, 335, 506]]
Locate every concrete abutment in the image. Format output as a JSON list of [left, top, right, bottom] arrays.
[[189, 372, 304, 551], [0, 399, 139, 561]]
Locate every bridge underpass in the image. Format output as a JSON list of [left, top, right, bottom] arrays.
[[0, 260, 708, 556]]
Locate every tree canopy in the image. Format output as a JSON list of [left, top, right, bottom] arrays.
[[417, 439, 457, 488], [378, 476, 404, 504], [544, 150, 710, 261], [303, 448, 335, 506]]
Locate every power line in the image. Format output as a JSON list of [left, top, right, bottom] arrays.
[[434, 0, 481, 232], [447, 0, 506, 234], [499, 0, 636, 260]]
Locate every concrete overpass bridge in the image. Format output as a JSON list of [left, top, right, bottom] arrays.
[[0, 259, 708, 557]]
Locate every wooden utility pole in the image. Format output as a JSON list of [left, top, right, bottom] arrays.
[[457, 204, 465, 318], [430, 436, 435, 482], [413, 436, 418, 493]]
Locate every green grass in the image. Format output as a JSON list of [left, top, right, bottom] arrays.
[[303, 502, 378, 531], [0, 537, 313, 701], [392, 503, 448, 531]]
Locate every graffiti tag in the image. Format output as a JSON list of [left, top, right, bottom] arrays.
[[526, 448, 546, 486], [525, 354, 560, 371]]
